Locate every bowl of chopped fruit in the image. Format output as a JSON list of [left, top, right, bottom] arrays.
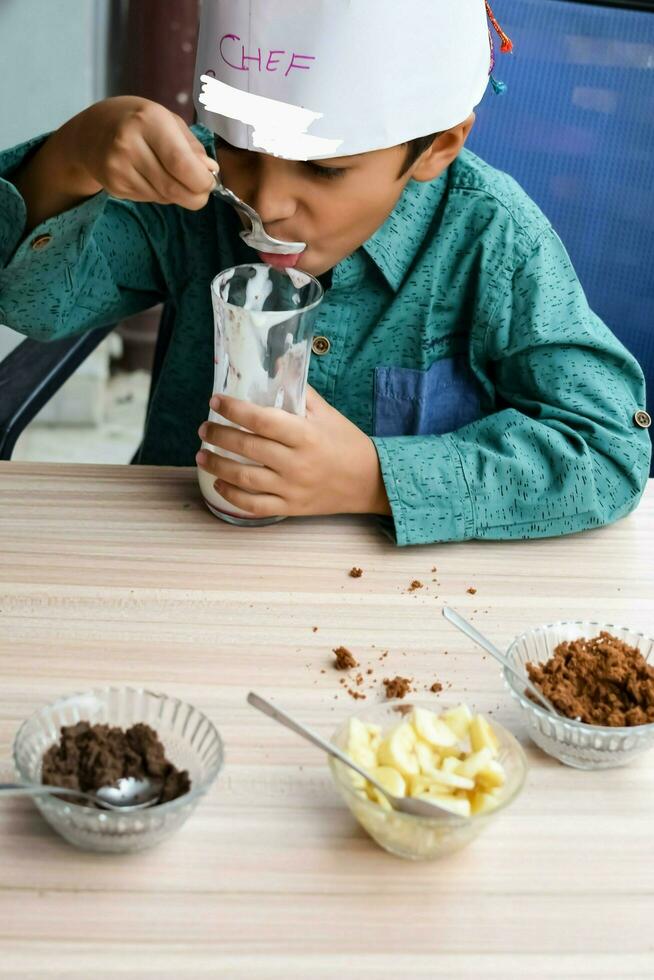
[[328, 701, 527, 861]]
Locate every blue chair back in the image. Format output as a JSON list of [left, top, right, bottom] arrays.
[[468, 0, 654, 470]]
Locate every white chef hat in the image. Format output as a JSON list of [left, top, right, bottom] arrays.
[[194, 0, 512, 161]]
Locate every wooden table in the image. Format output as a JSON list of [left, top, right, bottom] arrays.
[[1, 463, 653, 979]]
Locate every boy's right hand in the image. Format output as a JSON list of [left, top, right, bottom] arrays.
[[68, 96, 218, 211]]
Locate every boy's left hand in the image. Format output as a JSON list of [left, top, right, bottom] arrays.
[[196, 387, 391, 519]]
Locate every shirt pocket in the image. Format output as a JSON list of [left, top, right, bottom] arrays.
[[373, 356, 483, 437]]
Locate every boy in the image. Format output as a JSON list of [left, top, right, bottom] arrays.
[[0, 0, 650, 546]]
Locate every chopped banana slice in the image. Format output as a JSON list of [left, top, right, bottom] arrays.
[[367, 786, 393, 810], [349, 744, 378, 772], [377, 722, 420, 777], [411, 707, 458, 748], [409, 773, 454, 797], [346, 717, 371, 748], [370, 765, 406, 798], [469, 789, 500, 815], [439, 703, 473, 740], [440, 756, 461, 774], [476, 760, 506, 792], [457, 747, 494, 780], [415, 740, 440, 776], [427, 768, 475, 791], [469, 715, 500, 757]]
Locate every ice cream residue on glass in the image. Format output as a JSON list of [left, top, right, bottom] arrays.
[[198, 264, 323, 523]]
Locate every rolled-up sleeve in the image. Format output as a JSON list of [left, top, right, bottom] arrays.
[[0, 133, 168, 341]]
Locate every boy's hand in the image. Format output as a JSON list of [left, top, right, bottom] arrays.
[[14, 97, 218, 234], [196, 387, 391, 519], [65, 97, 218, 209]]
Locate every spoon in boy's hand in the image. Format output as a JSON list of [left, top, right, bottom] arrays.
[[442, 606, 561, 717], [212, 170, 306, 255], [247, 692, 461, 821]]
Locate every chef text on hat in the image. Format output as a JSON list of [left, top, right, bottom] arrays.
[[194, 0, 499, 161]]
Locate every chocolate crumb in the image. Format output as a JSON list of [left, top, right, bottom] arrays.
[[312, 626, 319, 633], [383, 676, 413, 699], [467, 587, 477, 595], [333, 646, 358, 670], [526, 631, 654, 726], [366, 669, 373, 675], [349, 567, 363, 578], [430, 682, 443, 694], [393, 704, 413, 716], [408, 580, 423, 592], [431, 566, 437, 573], [41, 722, 190, 806]]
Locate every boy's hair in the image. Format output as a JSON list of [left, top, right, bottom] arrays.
[[400, 132, 441, 176]]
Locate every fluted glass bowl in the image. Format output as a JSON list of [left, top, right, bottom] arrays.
[[328, 700, 527, 861], [504, 621, 654, 770], [13, 687, 223, 853]]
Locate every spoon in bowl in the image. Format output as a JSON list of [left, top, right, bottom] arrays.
[[247, 692, 461, 821], [442, 606, 561, 717], [0, 776, 163, 812], [212, 170, 306, 256]]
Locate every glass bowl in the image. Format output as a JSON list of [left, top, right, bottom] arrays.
[[504, 621, 654, 770], [13, 687, 224, 853], [328, 700, 527, 861]]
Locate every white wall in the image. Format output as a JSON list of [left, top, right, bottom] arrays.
[[0, 0, 108, 147], [0, 0, 109, 353]]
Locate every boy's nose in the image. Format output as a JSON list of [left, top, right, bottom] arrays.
[[248, 158, 298, 229]]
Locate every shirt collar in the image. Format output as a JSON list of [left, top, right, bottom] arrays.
[[359, 171, 448, 292]]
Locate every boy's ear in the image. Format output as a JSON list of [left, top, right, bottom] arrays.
[[411, 114, 476, 182]]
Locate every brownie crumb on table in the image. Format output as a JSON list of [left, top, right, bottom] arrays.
[[383, 676, 413, 699], [527, 631, 654, 726], [408, 580, 423, 592], [430, 681, 443, 694], [333, 646, 359, 670], [467, 587, 477, 595], [349, 567, 363, 578]]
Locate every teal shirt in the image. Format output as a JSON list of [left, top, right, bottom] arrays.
[[0, 127, 650, 546]]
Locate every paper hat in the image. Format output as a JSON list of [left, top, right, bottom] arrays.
[[194, 0, 511, 161]]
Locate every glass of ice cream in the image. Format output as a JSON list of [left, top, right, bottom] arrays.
[[198, 263, 324, 526]]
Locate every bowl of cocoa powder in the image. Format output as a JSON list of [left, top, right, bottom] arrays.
[[13, 688, 223, 852], [504, 622, 654, 769]]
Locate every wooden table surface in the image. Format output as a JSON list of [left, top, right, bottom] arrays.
[[0, 462, 653, 979]]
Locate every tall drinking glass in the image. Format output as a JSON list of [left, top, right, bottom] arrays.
[[198, 263, 324, 526]]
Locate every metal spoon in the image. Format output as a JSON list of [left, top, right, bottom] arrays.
[[442, 606, 561, 717], [0, 776, 163, 812], [212, 170, 306, 256], [247, 692, 460, 821]]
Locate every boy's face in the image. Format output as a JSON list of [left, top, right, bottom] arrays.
[[214, 136, 438, 277]]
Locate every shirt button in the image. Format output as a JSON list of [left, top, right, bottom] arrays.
[[634, 410, 652, 429], [31, 233, 53, 251], [312, 336, 331, 356]]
